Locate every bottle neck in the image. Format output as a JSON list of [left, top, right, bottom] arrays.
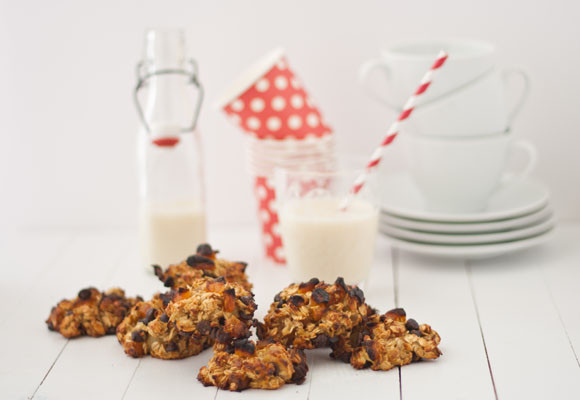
[[144, 74, 191, 134], [141, 29, 193, 135]]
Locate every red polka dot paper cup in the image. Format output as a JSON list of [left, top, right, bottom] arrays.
[[217, 48, 334, 264], [216, 48, 332, 140]]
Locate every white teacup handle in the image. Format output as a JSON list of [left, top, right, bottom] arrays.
[[358, 58, 399, 110], [502, 68, 531, 127], [501, 139, 537, 185]]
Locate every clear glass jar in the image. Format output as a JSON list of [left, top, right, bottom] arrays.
[[135, 29, 206, 269], [274, 158, 379, 284]]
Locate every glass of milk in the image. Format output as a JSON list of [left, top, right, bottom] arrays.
[[275, 161, 379, 284]]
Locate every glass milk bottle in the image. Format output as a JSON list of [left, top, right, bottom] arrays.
[[134, 29, 206, 269]]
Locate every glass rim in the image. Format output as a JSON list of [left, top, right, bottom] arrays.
[[272, 155, 369, 178]]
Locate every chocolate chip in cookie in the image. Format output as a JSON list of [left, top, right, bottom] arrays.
[[311, 288, 330, 304], [196, 243, 214, 257], [405, 318, 419, 331], [289, 295, 305, 306], [131, 329, 147, 343], [186, 255, 215, 267], [78, 288, 93, 300]]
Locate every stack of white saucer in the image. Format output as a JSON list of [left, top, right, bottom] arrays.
[[377, 173, 555, 259]]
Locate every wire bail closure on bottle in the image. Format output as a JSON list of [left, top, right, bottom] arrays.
[[134, 58, 204, 134]]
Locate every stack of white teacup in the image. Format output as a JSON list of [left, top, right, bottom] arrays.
[[360, 39, 555, 258]]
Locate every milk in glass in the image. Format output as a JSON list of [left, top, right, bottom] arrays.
[[280, 197, 379, 283]]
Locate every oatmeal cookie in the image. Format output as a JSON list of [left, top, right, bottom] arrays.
[[198, 339, 308, 391], [46, 287, 142, 338], [256, 277, 374, 349], [165, 277, 257, 343], [343, 308, 442, 371], [153, 243, 252, 290], [116, 292, 211, 359]]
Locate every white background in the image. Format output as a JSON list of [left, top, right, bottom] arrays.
[[0, 0, 578, 231]]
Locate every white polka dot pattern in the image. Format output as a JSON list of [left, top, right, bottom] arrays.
[[271, 96, 286, 111], [290, 94, 304, 109], [287, 115, 302, 130], [271, 222, 281, 237], [231, 99, 244, 111], [259, 209, 270, 223], [256, 185, 268, 199], [267, 116, 282, 131], [250, 98, 265, 112], [247, 116, 261, 130], [255, 78, 270, 92], [274, 246, 285, 261], [306, 113, 319, 127], [263, 233, 274, 247], [274, 76, 288, 90]]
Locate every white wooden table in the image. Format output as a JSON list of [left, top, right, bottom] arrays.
[[1, 223, 579, 400]]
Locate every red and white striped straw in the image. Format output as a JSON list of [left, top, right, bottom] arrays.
[[342, 50, 448, 208]]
